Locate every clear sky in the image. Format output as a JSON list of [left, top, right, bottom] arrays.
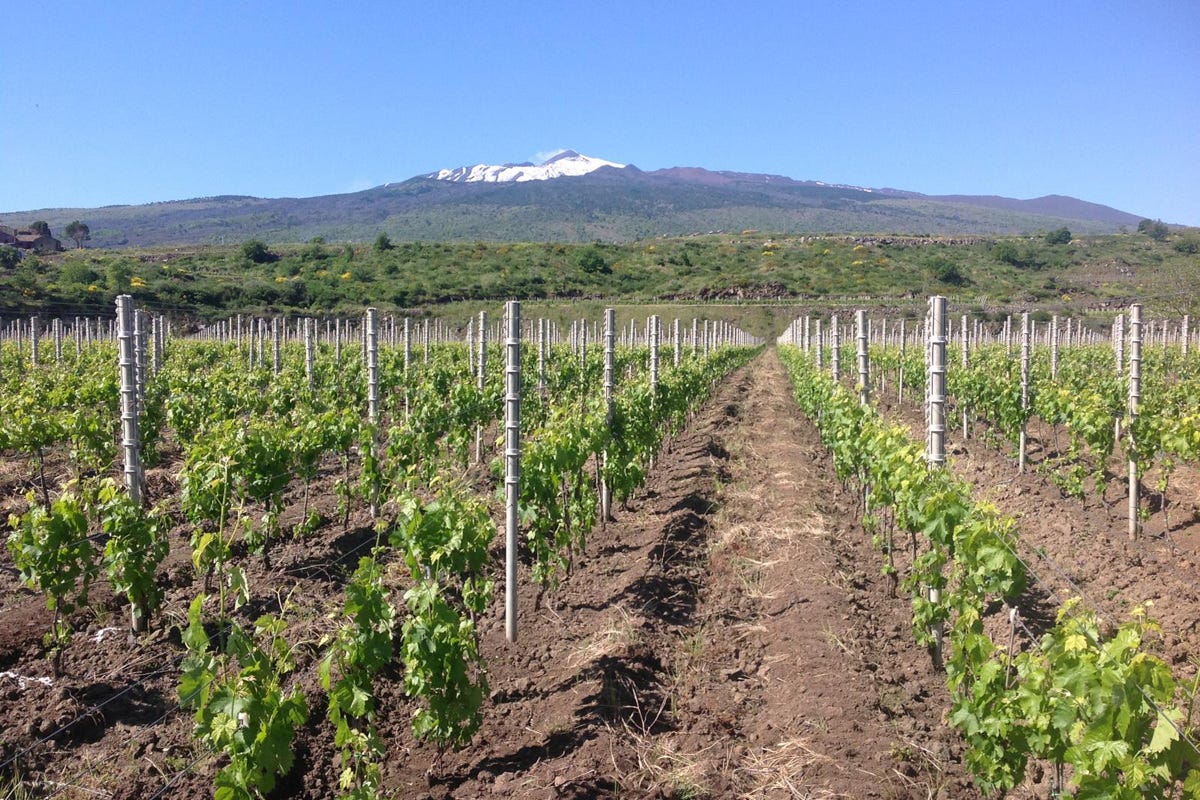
[[2, 0, 1197, 224]]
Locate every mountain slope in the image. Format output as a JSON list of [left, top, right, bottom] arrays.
[[0, 157, 1146, 247]]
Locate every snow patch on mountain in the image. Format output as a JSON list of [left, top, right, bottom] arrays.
[[430, 150, 626, 183]]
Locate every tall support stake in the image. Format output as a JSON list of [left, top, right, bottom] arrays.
[[855, 310, 869, 406], [366, 309, 380, 425], [30, 316, 39, 368], [830, 314, 841, 383], [1050, 315, 1060, 380], [926, 296, 948, 666], [536, 317, 546, 394], [579, 318, 587, 371], [1183, 315, 1191, 358], [152, 315, 162, 374], [601, 308, 616, 523], [476, 311, 487, 463], [691, 318, 698, 357], [504, 301, 522, 643], [1128, 304, 1142, 540], [927, 297, 947, 467], [364, 309, 380, 520], [116, 296, 143, 507], [815, 319, 824, 370], [403, 317, 412, 375], [649, 315, 660, 404], [272, 317, 281, 375], [1019, 312, 1031, 473], [134, 310, 148, 413], [53, 318, 62, 362], [960, 314, 970, 438], [304, 318, 315, 390], [672, 318, 681, 368]]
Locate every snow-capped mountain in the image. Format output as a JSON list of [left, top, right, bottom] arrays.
[[429, 150, 626, 183]]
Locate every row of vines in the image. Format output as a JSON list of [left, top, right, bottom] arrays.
[[780, 337, 1200, 797], [0, 315, 758, 798]]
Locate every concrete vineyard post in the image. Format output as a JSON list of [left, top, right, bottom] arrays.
[[691, 318, 698, 358], [1108, 315, 1123, 439], [304, 318, 315, 390], [466, 318, 475, 376], [30, 316, 39, 368], [830, 314, 840, 383], [504, 301, 521, 644], [403, 317, 412, 375], [959, 315, 969, 438], [927, 297, 947, 467], [898, 318, 906, 403], [855, 310, 869, 406], [403, 317, 412, 417], [152, 315, 162, 374], [649, 315, 660, 405], [258, 318, 266, 368], [1183, 315, 1191, 358], [1019, 313, 1031, 473], [272, 318, 281, 376], [1051, 315, 1060, 380], [116, 296, 144, 508], [134, 310, 148, 413], [366, 309, 379, 425], [246, 316, 255, 369], [537, 317, 546, 394], [926, 296, 948, 666], [53, 318, 62, 363], [815, 319, 824, 371], [1128, 304, 1142, 540], [476, 311, 487, 464], [579, 318, 587, 372], [335, 318, 342, 363], [673, 318, 681, 368], [601, 308, 615, 524], [365, 309, 381, 520]]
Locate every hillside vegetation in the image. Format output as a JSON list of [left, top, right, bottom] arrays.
[[2, 230, 1198, 326]]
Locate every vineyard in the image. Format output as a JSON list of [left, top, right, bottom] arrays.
[[1, 298, 1199, 798]]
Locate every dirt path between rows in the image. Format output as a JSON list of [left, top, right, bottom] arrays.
[[384, 349, 981, 799]]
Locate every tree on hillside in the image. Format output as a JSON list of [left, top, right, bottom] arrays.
[[0, 245, 21, 270], [64, 220, 90, 248], [926, 254, 968, 286], [1045, 227, 1071, 245], [29, 221, 51, 236], [374, 232, 394, 252], [240, 239, 276, 264], [577, 244, 611, 275], [1137, 218, 1169, 241]]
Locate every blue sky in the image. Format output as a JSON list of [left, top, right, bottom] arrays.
[[2, 0, 1197, 224]]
